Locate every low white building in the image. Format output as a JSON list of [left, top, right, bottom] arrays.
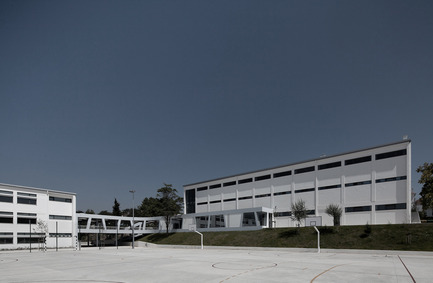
[[0, 183, 76, 250], [182, 140, 412, 231]]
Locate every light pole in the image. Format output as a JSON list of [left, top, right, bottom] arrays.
[[129, 190, 136, 249]]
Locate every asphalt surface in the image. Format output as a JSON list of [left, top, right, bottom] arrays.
[[1, 245, 432, 283]]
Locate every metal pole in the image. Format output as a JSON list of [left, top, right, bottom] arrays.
[[29, 220, 32, 253], [314, 226, 320, 253], [56, 221, 58, 252], [195, 231, 203, 250], [129, 190, 135, 249]]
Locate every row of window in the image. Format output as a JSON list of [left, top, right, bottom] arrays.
[[192, 149, 407, 192], [196, 176, 407, 205], [274, 210, 316, 217], [0, 233, 73, 244], [274, 203, 406, 217], [345, 203, 407, 213], [0, 190, 72, 204], [0, 212, 72, 224]]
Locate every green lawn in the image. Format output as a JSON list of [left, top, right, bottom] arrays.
[[140, 224, 433, 251]]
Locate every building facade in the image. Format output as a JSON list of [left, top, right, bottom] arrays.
[[0, 183, 76, 250], [182, 140, 411, 231]]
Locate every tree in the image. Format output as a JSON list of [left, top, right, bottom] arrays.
[[85, 209, 95, 214], [112, 198, 122, 216], [157, 183, 183, 233], [291, 199, 308, 227], [99, 210, 112, 215], [417, 162, 433, 209], [136, 197, 161, 217], [325, 204, 342, 226], [33, 219, 48, 235]]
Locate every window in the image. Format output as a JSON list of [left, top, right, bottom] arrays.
[[197, 202, 208, 206], [49, 215, 72, 220], [294, 166, 315, 174], [17, 192, 36, 197], [318, 161, 341, 170], [255, 193, 271, 198], [209, 200, 221, 204], [295, 188, 315, 193], [145, 220, 159, 230], [345, 156, 371, 166], [306, 210, 315, 215], [238, 178, 253, 184], [318, 184, 341, 191], [273, 170, 291, 178], [195, 216, 209, 228], [223, 198, 236, 202], [197, 186, 207, 191], [17, 213, 36, 224], [255, 174, 271, 181], [256, 212, 267, 226], [209, 215, 225, 228], [345, 180, 372, 187], [0, 190, 13, 203], [209, 184, 221, 189], [375, 203, 407, 211], [223, 181, 236, 187], [49, 196, 72, 203], [375, 176, 407, 183], [238, 196, 252, 200], [17, 232, 45, 244], [185, 189, 196, 214], [0, 211, 13, 224], [345, 206, 371, 213], [274, 211, 291, 217], [17, 197, 36, 205], [0, 195, 13, 203], [375, 149, 407, 160], [49, 233, 72, 237], [274, 191, 291, 196], [0, 233, 13, 244], [242, 212, 256, 226]]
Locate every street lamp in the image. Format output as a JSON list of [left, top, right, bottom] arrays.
[[129, 190, 136, 249]]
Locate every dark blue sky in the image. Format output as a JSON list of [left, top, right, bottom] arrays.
[[1, 1, 432, 212]]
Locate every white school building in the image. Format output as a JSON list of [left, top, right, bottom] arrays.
[[181, 140, 412, 231], [0, 183, 76, 250]]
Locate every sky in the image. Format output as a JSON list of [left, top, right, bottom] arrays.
[[1, 0, 432, 213]]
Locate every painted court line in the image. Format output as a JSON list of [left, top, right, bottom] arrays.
[[398, 255, 416, 283]]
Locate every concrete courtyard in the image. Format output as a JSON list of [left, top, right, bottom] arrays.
[[1, 246, 432, 283]]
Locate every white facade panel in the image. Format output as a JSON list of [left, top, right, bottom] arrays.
[[344, 212, 372, 225], [196, 205, 208, 213], [254, 197, 271, 208], [345, 185, 371, 204], [344, 163, 372, 183], [318, 189, 341, 207], [238, 199, 253, 209], [375, 156, 407, 179], [254, 182, 272, 195], [294, 191, 315, 209], [222, 201, 236, 211], [274, 195, 291, 210], [376, 181, 407, 203], [375, 210, 407, 224]]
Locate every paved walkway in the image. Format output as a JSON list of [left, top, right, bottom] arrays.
[[1, 246, 432, 282]]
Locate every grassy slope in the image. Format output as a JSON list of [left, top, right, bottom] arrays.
[[140, 224, 433, 251]]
